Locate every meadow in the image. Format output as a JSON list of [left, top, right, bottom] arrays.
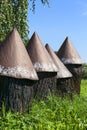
[[0, 79, 87, 130]]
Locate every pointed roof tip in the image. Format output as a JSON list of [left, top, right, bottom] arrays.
[[57, 37, 83, 65], [66, 36, 68, 39], [3, 27, 21, 44], [12, 27, 17, 30], [32, 31, 36, 36], [11, 27, 18, 34], [27, 31, 42, 49], [45, 43, 49, 47], [45, 44, 72, 78], [26, 33, 58, 72], [29, 31, 40, 41], [2, 27, 18, 42], [63, 36, 70, 45], [0, 28, 38, 80], [33, 31, 37, 34], [32, 31, 38, 37], [66, 36, 72, 41], [65, 36, 69, 41]]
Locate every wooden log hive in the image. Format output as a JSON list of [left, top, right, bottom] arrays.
[[45, 44, 72, 96], [0, 28, 38, 112], [26, 32, 58, 99], [57, 37, 83, 94]]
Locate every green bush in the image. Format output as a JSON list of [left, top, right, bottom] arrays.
[[82, 64, 87, 79]]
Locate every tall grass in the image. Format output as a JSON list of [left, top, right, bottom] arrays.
[[0, 80, 87, 130], [81, 79, 87, 97]]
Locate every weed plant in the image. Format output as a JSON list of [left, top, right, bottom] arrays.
[[0, 80, 87, 130]]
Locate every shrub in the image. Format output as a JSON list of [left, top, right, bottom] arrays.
[[82, 64, 87, 79]]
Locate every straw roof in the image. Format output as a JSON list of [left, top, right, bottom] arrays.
[[57, 37, 83, 64], [0, 28, 38, 80], [26, 32, 58, 72], [45, 44, 72, 78]]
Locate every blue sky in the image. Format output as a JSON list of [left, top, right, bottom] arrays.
[[28, 0, 87, 63]]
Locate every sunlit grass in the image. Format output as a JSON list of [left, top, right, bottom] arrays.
[[0, 79, 87, 130], [80, 79, 87, 97]]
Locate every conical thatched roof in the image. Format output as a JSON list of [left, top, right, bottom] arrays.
[[26, 32, 58, 72], [57, 37, 83, 64], [0, 28, 38, 80], [45, 44, 72, 78]]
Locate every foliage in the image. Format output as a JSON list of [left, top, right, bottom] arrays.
[[0, 80, 87, 130], [0, 0, 28, 44], [80, 79, 87, 97], [0, 0, 49, 44], [82, 64, 87, 79], [30, 0, 49, 12]]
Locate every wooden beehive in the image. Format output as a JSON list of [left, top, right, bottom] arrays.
[[45, 44, 72, 96], [57, 37, 83, 94], [26, 32, 58, 99], [0, 28, 38, 112]]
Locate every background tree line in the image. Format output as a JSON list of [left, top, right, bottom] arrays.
[[0, 0, 49, 44]]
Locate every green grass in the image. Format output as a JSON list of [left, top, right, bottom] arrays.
[[0, 80, 87, 130], [81, 79, 87, 97]]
